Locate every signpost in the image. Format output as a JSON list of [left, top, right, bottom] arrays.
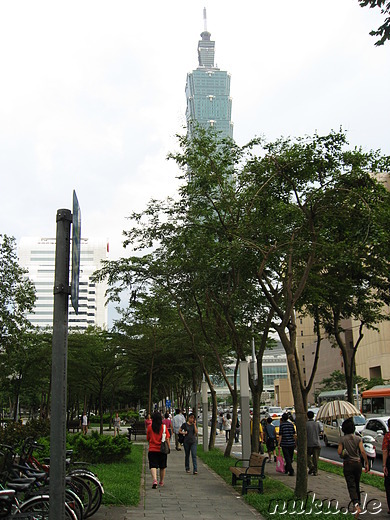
[[49, 193, 81, 519]]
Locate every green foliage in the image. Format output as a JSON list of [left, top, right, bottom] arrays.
[[358, 0, 390, 46], [318, 370, 368, 392], [0, 419, 50, 447], [68, 431, 131, 463]]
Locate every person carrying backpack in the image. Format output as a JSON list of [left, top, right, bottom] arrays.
[[265, 417, 277, 463]]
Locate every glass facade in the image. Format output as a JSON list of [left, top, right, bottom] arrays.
[[18, 237, 108, 330], [186, 15, 233, 139]]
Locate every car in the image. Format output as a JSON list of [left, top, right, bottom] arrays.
[[322, 415, 366, 447], [138, 409, 146, 418], [266, 406, 283, 418], [360, 416, 390, 455]]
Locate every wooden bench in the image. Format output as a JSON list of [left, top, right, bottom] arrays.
[[127, 421, 146, 441], [229, 452, 268, 495]]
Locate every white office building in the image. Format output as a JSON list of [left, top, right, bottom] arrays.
[[18, 237, 108, 330]]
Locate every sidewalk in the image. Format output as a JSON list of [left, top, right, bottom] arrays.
[[262, 454, 389, 518], [92, 441, 263, 519]]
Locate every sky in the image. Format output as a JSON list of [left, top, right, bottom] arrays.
[[1, 0, 389, 265]]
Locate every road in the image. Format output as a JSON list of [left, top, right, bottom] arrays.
[[319, 440, 383, 473]]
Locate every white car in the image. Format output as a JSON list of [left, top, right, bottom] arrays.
[[360, 416, 390, 455], [322, 415, 366, 447], [266, 406, 283, 418]]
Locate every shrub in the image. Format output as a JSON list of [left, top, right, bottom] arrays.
[[68, 431, 131, 463], [0, 419, 50, 448]]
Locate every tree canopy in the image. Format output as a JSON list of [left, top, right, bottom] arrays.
[[359, 0, 390, 45]]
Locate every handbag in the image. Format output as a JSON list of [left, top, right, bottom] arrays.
[[160, 425, 170, 454], [276, 448, 285, 473]]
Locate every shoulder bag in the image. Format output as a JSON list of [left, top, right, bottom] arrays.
[[160, 425, 170, 454]]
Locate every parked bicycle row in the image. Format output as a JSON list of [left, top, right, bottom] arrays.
[[0, 437, 104, 519]]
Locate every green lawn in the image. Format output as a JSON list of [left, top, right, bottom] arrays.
[[92, 443, 144, 506]]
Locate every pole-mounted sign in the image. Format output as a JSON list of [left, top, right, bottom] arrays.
[[71, 190, 81, 314], [50, 191, 81, 519]]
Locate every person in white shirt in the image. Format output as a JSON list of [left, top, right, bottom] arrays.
[[172, 409, 186, 451]]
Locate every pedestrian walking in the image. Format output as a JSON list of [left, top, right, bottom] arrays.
[[144, 413, 152, 433], [179, 412, 198, 474], [278, 412, 296, 476], [113, 412, 121, 437], [337, 417, 369, 518], [234, 417, 240, 443], [223, 413, 232, 442], [146, 411, 170, 488], [264, 417, 277, 462], [381, 418, 390, 514], [163, 412, 172, 438], [307, 410, 321, 476], [217, 412, 224, 435], [172, 409, 186, 451], [81, 411, 88, 435]]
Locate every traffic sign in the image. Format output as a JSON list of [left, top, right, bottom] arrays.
[[71, 190, 81, 314]]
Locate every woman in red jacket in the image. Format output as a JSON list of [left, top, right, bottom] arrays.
[[146, 411, 170, 488]]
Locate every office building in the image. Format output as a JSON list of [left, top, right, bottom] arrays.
[[185, 8, 233, 139], [18, 236, 108, 330]]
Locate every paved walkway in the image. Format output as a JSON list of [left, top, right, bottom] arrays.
[[92, 441, 262, 519]]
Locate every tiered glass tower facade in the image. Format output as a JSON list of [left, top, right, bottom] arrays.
[[185, 9, 233, 139], [18, 236, 108, 330]]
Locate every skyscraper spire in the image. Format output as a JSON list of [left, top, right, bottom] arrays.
[[198, 7, 214, 68]]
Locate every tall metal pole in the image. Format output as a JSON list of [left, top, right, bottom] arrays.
[[49, 209, 71, 519], [240, 360, 251, 467], [201, 380, 209, 452]]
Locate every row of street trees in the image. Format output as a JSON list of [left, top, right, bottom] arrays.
[[94, 128, 390, 497], [1, 129, 390, 498]]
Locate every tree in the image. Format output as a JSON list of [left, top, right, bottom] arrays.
[[0, 235, 36, 350], [68, 328, 128, 434], [0, 235, 37, 420], [301, 165, 390, 403], [358, 0, 390, 45], [318, 370, 368, 392], [169, 128, 390, 498]]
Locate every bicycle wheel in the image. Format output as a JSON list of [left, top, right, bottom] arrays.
[[18, 495, 77, 519], [70, 473, 103, 518], [69, 475, 93, 517], [65, 488, 84, 520]]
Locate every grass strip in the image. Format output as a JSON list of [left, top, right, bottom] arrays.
[[197, 446, 355, 519], [93, 443, 144, 506]]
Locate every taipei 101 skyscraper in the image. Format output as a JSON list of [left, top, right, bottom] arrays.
[[185, 8, 233, 139]]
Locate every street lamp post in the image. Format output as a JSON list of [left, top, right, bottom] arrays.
[[240, 360, 251, 467], [201, 381, 209, 452]]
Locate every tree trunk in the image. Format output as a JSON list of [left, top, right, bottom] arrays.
[[278, 327, 308, 500], [148, 354, 154, 416]]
